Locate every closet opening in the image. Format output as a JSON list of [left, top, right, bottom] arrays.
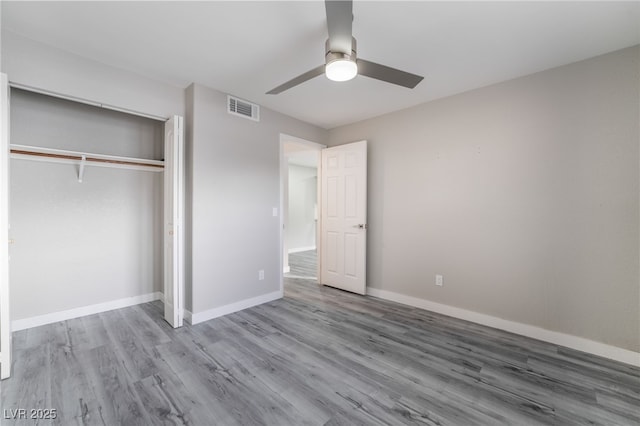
[[7, 87, 180, 332]]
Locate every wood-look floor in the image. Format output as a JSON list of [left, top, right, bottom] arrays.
[[1, 258, 638, 425], [286, 250, 318, 280]]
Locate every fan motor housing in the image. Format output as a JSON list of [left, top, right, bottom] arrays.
[[325, 37, 357, 66]]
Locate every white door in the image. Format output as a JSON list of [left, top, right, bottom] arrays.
[[0, 73, 11, 379], [320, 140, 367, 294], [164, 116, 184, 328]]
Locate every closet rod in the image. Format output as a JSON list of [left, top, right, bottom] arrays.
[[9, 82, 168, 122], [10, 149, 164, 169]]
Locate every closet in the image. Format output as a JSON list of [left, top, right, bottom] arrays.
[[0, 83, 184, 379]]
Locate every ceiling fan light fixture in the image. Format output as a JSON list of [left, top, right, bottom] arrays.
[[325, 58, 358, 82], [265, 6, 424, 95]]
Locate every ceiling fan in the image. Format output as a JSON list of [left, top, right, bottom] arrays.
[[266, 0, 424, 95]]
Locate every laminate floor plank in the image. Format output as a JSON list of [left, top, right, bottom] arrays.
[[594, 390, 640, 422], [84, 344, 152, 426], [48, 321, 107, 426], [238, 314, 489, 425], [99, 310, 160, 382], [63, 316, 95, 355], [383, 310, 558, 360], [77, 313, 112, 351], [121, 305, 172, 347], [526, 356, 640, 400], [153, 340, 237, 424], [1, 345, 52, 426], [557, 345, 639, 376], [2, 263, 638, 425], [213, 318, 398, 425], [132, 371, 216, 426], [231, 317, 443, 426], [158, 337, 301, 426], [252, 299, 484, 394], [285, 250, 318, 279], [204, 340, 323, 426]]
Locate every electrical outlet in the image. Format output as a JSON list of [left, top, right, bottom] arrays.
[[258, 270, 265, 281], [436, 275, 443, 287]]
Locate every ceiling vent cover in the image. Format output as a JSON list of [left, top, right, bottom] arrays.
[[227, 95, 260, 121]]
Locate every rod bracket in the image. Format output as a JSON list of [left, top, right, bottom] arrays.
[[78, 155, 86, 183]]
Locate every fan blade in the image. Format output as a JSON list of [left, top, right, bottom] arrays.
[[357, 59, 424, 89], [325, 0, 353, 54], [266, 65, 325, 94]]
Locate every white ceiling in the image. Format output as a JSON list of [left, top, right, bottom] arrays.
[[2, 1, 638, 129]]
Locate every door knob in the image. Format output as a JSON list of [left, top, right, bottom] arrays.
[[357, 224, 368, 229]]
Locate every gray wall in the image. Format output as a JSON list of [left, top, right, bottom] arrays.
[[329, 46, 640, 352], [1, 31, 184, 120], [187, 84, 327, 315], [287, 164, 317, 252], [10, 90, 163, 320]]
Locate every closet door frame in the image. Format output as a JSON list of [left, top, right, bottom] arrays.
[[0, 73, 11, 380], [2, 80, 186, 340], [163, 116, 185, 328]]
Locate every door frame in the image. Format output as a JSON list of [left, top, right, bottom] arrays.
[[1, 73, 11, 379], [279, 134, 326, 293], [1, 80, 185, 342], [164, 116, 185, 328]]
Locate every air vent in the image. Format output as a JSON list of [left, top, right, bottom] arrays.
[[227, 95, 260, 121]]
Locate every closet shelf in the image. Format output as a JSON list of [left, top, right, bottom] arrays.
[[10, 144, 164, 181]]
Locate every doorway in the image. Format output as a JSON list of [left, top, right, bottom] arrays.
[[279, 136, 368, 296], [280, 135, 325, 287]]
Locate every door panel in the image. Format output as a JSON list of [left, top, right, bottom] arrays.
[[344, 233, 358, 277], [163, 116, 184, 328], [320, 140, 367, 295], [326, 231, 339, 273], [345, 175, 357, 218], [327, 176, 338, 217]]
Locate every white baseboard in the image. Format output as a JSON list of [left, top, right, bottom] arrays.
[[11, 292, 163, 331], [0, 349, 9, 380], [0, 345, 11, 380], [283, 266, 290, 273], [190, 290, 282, 325], [157, 293, 193, 326], [366, 288, 640, 367], [184, 309, 193, 325], [288, 246, 316, 254]]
